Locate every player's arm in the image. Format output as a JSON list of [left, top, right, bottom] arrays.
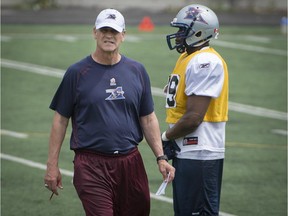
[[164, 53, 223, 140], [44, 111, 69, 195], [165, 95, 211, 140], [140, 112, 175, 182]]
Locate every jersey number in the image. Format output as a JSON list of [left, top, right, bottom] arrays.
[[166, 74, 180, 108]]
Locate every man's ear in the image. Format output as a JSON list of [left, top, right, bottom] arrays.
[[93, 27, 97, 39], [121, 31, 126, 42]]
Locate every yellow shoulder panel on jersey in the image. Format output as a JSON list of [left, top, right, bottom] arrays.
[[165, 47, 228, 124]]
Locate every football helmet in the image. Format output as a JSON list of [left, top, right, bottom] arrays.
[[166, 4, 219, 53]]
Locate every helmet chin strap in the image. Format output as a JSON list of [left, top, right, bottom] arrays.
[[192, 40, 208, 47], [176, 31, 212, 54], [176, 40, 202, 54], [178, 39, 210, 54], [187, 35, 213, 49], [176, 44, 186, 53]]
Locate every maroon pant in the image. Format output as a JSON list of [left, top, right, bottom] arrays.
[[73, 148, 150, 216]]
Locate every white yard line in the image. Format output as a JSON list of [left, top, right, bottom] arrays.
[[151, 86, 287, 120], [213, 40, 287, 56], [0, 153, 73, 177], [0, 34, 140, 43], [242, 35, 271, 44], [0, 152, 237, 216], [0, 129, 29, 138], [2, 58, 287, 121], [1, 59, 64, 78], [228, 102, 287, 121], [2, 33, 286, 56], [271, 129, 288, 136]]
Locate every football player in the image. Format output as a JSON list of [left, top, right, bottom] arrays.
[[162, 4, 229, 216]]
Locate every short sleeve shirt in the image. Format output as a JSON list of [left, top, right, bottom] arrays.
[[50, 55, 154, 153]]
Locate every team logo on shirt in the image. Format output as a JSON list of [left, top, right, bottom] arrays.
[[110, 78, 116, 86], [105, 86, 125, 100], [199, 63, 210, 69]]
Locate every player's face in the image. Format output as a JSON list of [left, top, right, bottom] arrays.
[[95, 27, 125, 52], [175, 27, 186, 45]]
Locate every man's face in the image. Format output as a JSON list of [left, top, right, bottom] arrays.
[[94, 27, 125, 52]]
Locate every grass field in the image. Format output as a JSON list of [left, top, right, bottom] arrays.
[[1, 24, 287, 216]]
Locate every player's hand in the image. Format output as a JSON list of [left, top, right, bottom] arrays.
[[162, 138, 181, 160], [44, 164, 63, 196]]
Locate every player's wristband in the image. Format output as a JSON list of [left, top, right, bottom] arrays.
[[156, 155, 168, 163], [161, 131, 169, 141]]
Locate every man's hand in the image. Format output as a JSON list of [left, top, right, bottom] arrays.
[[157, 160, 175, 183], [44, 163, 63, 196]]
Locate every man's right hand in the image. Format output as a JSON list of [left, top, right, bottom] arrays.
[[44, 164, 63, 196]]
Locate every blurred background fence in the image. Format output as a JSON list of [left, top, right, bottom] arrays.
[[1, 0, 287, 26], [2, 0, 287, 12]]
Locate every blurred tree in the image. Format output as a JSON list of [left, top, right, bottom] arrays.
[[33, 0, 56, 9], [24, 0, 57, 9]]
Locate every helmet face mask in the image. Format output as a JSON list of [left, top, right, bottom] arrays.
[[166, 22, 195, 53], [166, 4, 219, 53]]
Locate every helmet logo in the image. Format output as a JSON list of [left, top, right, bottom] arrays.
[[184, 7, 208, 25]]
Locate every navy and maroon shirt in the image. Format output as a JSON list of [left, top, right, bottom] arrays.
[[50, 55, 154, 154]]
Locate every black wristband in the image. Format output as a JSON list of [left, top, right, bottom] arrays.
[[156, 155, 168, 162]]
